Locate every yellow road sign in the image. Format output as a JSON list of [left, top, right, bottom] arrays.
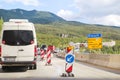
[[88, 38, 102, 49]]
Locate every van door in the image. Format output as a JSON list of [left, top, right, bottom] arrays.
[[2, 30, 19, 62], [17, 30, 34, 61]]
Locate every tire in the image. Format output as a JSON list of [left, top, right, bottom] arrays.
[[29, 66, 33, 70], [2, 66, 7, 72], [22, 66, 28, 72], [33, 63, 37, 69]]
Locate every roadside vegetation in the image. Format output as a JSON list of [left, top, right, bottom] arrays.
[[35, 22, 120, 54], [0, 20, 120, 54], [0, 17, 3, 32]]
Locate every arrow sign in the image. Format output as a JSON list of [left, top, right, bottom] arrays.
[[65, 54, 74, 63]]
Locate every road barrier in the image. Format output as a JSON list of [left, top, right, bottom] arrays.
[[65, 63, 73, 73], [45, 48, 52, 66], [40, 49, 45, 60], [61, 46, 75, 77], [57, 52, 120, 70]]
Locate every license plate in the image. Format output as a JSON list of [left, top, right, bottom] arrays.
[[4, 58, 15, 62]]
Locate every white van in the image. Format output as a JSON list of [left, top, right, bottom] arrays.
[[0, 19, 37, 71]]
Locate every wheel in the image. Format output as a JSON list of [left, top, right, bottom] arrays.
[[29, 66, 33, 70], [33, 64, 37, 69], [2, 66, 7, 72], [21, 66, 28, 72]]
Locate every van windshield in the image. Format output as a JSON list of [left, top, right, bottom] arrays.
[[2, 30, 34, 46]]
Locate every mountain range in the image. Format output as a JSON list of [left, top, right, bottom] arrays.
[[0, 9, 120, 42], [0, 9, 120, 28], [0, 9, 66, 24]]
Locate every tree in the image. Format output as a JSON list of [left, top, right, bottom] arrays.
[[0, 17, 3, 32]]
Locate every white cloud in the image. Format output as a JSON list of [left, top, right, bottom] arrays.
[[71, 0, 120, 26], [93, 15, 120, 26], [57, 9, 75, 20], [4, 0, 40, 6], [73, 0, 120, 17]]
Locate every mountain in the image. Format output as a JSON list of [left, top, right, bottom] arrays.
[[0, 9, 120, 28], [0, 9, 66, 24]]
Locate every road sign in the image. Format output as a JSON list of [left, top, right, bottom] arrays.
[[65, 54, 74, 63], [87, 33, 102, 49], [87, 33, 102, 38]]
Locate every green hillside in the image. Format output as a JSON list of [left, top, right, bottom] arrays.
[[0, 9, 65, 24], [35, 22, 120, 41], [35, 22, 120, 54]]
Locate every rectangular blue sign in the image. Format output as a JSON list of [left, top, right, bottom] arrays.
[[87, 33, 102, 38]]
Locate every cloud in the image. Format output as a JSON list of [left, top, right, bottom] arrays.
[[57, 9, 74, 20], [73, 0, 120, 17], [57, 9, 81, 21], [93, 15, 120, 26], [71, 0, 120, 26], [4, 0, 40, 6]]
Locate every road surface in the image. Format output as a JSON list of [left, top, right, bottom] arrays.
[[0, 55, 120, 80]]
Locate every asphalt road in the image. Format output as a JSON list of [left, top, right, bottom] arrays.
[[0, 55, 120, 80]]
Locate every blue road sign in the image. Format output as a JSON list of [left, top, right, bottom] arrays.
[[87, 33, 102, 38], [65, 54, 74, 63]]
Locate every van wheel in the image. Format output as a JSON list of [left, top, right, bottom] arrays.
[[22, 66, 28, 72], [2, 66, 7, 72], [33, 64, 37, 69], [29, 66, 33, 70]]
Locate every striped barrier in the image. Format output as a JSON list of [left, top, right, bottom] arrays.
[[40, 49, 45, 61], [45, 48, 52, 66], [65, 63, 73, 73], [61, 46, 75, 77]]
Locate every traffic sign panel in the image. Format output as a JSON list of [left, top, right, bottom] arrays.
[[87, 33, 102, 38], [87, 33, 102, 49], [65, 54, 75, 63]]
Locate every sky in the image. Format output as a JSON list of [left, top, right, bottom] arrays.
[[0, 0, 120, 26]]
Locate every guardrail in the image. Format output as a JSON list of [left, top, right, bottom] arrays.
[[56, 52, 120, 70]]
